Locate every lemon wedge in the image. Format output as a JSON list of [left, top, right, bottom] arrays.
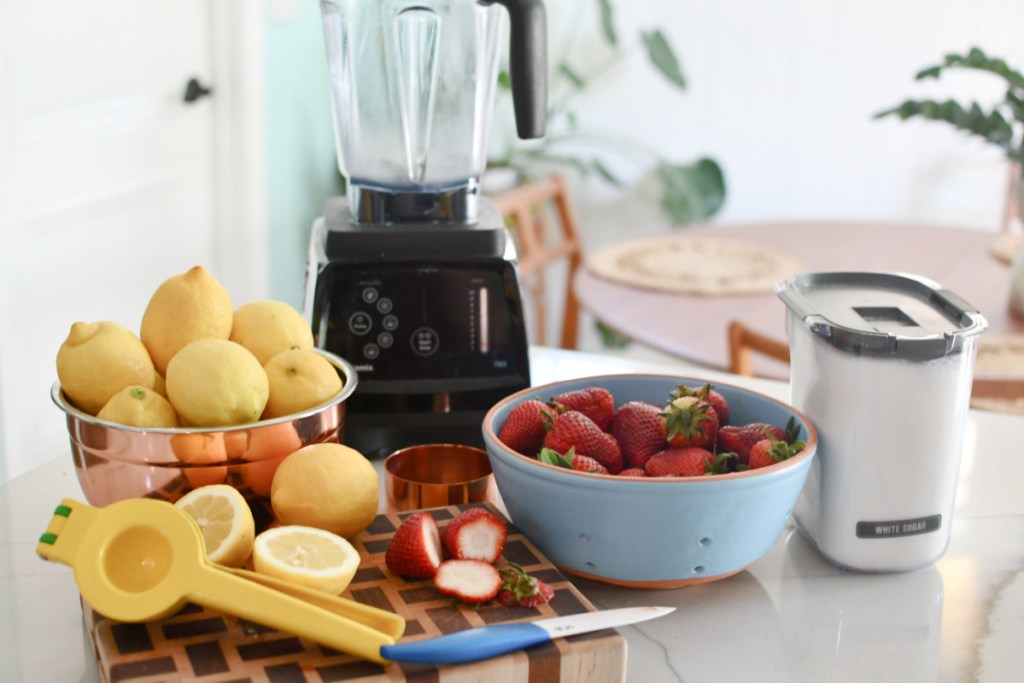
[[252, 525, 361, 595], [175, 485, 255, 568]]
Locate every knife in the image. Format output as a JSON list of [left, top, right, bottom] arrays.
[[380, 605, 674, 664]]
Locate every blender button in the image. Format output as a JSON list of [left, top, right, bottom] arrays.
[[382, 315, 399, 331], [348, 312, 373, 335], [376, 297, 393, 314], [361, 287, 379, 304], [377, 332, 394, 348], [363, 343, 380, 359], [411, 327, 439, 356]]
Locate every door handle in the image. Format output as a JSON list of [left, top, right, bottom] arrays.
[[183, 77, 213, 104]]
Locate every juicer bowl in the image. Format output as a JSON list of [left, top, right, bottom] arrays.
[[482, 374, 817, 589], [52, 350, 357, 527]]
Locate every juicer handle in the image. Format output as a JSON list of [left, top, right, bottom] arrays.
[[483, 0, 547, 139]]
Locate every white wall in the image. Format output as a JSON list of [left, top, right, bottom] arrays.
[[490, 0, 1024, 252]]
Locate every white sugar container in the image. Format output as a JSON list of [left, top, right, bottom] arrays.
[[776, 272, 987, 572]]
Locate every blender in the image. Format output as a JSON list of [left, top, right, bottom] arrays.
[[305, 0, 547, 458]]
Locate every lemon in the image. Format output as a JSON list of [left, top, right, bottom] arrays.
[[175, 484, 255, 568], [141, 265, 234, 375], [252, 525, 360, 595], [165, 339, 269, 427], [262, 349, 343, 419], [56, 321, 156, 415], [97, 385, 180, 428], [270, 443, 379, 538], [230, 300, 314, 366], [171, 433, 229, 488]]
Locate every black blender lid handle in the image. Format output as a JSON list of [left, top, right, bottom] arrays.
[[482, 0, 547, 139]]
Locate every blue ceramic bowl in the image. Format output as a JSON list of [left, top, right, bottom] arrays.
[[482, 374, 817, 588]]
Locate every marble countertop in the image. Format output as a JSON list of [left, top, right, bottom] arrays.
[[2, 347, 1022, 682]]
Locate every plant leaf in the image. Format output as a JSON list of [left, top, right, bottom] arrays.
[[591, 159, 624, 187], [913, 46, 1024, 91], [874, 98, 1017, 154], [641, 30, 686, 91], [596, 0, 617, 46], [656, 158, 726, 225], [596, 321, 632, 349], [558, 63, 587, 90], [498, 70, 511, 90]]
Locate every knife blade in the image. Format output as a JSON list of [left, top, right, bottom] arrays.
[[380, 605, 674, 664]]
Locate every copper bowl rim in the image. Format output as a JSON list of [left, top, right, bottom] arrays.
[[483, 373, 818, 483], [51, 348, 358, 434]]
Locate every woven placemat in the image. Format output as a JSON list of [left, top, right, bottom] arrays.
[[975, 334, 1024, 376], [586, 235, 806, 296]]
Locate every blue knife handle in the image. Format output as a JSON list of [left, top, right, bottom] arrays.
[[380, 622, 551, 664]]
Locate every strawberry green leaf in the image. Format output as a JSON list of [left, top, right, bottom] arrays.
[[539, 447, 573, 469]]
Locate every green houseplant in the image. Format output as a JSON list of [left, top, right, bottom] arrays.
[[875, 46, 1024, 179], [490, 0, 726, 227]]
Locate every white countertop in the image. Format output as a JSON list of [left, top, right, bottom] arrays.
[[2, 346, 1022, 682]]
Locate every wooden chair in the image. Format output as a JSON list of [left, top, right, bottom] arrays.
[[491, 174, 583, 349], [1002, 161, 1022, 233], [727, 320, 791, 376]]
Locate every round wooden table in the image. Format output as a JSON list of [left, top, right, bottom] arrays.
[[574, 221, 1022, 380]]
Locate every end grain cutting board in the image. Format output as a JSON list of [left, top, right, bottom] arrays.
[[82, 503, 627, 682]]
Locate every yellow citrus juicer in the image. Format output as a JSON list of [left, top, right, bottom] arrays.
[[36, 497, 404, 665]]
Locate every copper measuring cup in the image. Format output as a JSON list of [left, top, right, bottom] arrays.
[[385, 444, 498, 512], [36, 498, 403, 664]]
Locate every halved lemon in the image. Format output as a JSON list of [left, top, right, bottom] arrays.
[[175, 484, 255, 568], [252, 525, 361, 595]]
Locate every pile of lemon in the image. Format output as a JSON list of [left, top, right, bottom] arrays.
[[56, 265, 382, 595], [55, 265, 342, 428]]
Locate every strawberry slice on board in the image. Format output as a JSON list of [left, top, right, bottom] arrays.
[[385, 511, 444, 579], [433, 559, 502, 604], [441, 507, 508, 564]]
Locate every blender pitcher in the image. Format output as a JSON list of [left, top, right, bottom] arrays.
[[320, 0, 547, 224]]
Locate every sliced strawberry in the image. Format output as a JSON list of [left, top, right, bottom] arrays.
[[608, 401, 667, 469], [433, 559, 502, 604], [661, 396, 719, 448], [550, 386, 615, 430], [441, 507, 508, 564], [385, 512, 443, 579], [543, 410, 623, 473], [497, 563, 555, 608], [498, 399, 555, 456]]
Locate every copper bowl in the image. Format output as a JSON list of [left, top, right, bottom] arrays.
[[51, 350, 357, 525]]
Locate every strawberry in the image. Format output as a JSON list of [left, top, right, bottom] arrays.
[[608, 401, 668, 469], [617, 467, 648, 477], [433, 559, 502, 604], [550, 387, 615, 431], [441, 507, 508, 564], [498, 399, 555, 456], [671, 383, 730, 425], [748, 438, 806, 470], [497, 563, 555, 608], [717, 418, 798, 465], [543, 410, 623, 473], [570, 452, 609, 475], [661, 396, 719, 448], [385, 512, 443, 579], [645, 447, 714, 477]]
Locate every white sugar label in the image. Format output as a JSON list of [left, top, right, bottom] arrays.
[[856, 515, 942, 538]]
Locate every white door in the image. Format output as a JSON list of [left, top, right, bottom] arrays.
[[0, 2, 266, 481]]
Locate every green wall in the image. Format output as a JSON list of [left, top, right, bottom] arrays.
[[264, 2, 340, 309]]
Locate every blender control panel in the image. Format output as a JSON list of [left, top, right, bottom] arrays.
[[313, 262, 528, 386]]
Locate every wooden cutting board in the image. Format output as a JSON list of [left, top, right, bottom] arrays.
[[82, 503, 627, 682]]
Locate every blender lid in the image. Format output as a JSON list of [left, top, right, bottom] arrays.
[[775, 271, 988, 360]]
